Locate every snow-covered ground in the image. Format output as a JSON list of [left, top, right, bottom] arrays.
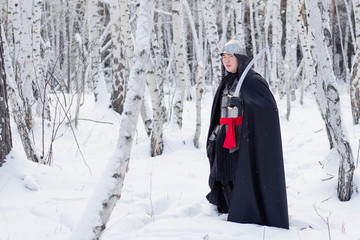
[[1, 86, 360, 240]]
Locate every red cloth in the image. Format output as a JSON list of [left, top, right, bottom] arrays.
[[220, 116, 243, 149]]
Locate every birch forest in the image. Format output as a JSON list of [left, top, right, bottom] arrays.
[[0, 0, 359, 238]]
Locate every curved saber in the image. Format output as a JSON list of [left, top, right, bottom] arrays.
[[233, 47, 269, 97]]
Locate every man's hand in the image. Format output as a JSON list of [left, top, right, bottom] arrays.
[[228, 96, 243, 108]]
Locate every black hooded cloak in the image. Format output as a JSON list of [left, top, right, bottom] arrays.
[[206, 66, 289, 229]]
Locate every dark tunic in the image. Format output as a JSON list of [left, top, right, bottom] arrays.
[[206, 70, 289, 229], [210, 73, 242, 181]]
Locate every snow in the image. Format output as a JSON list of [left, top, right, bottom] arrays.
[[1, 86, 360, 240]]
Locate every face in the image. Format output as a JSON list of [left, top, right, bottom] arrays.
[[222, 53, 238, 73]]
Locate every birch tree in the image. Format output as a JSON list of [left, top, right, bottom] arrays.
[[87, 0, 102, 102], [9, 0, 36, 131], [350, 0, 360, 124], [172, 0, 187, 128], [4, 2, 39, 163], [183, 0, 204, 148], [284, 0, 298, 120], [269, 0, 284, 92], [32, 0, 51, 123], [110, 1, 126, 114], [147, 57, 164, 156], [110, 0, 134, 114], [69, 0, 153, 238], [119, 0, 153, 135], [249, 2, 257, 63], [109, 0, 134, 115], [233, 0, 246, 47], [147, 9, 167, 156], [202, 0, 221, 86], [0, 22, 12, 166], [72, 1, 88, 129], [306, 0, 355, 201]]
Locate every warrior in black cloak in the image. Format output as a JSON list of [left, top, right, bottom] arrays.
[[206, 36, 289, 229]]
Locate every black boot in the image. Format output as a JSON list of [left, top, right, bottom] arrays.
[[221, 181, 234, 210]]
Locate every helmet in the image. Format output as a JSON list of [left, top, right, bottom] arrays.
[[221, 36, 247, 56]]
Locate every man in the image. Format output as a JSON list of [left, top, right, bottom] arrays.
[[206, 36, 289, 229]]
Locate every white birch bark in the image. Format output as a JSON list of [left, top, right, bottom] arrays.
[[202, 0, 221, 86], [147, 21, 166, 156], [193, 65, 203, 148], [296, 1, 315, 84], [121, 0, 152, 134], [0, 22, 12, 165], [254, 2, 265, 75], [350, 0, 360, 124], [184, 0, 204, 148], [1, 25, 39, 163], [110, 1, 127, 114], [87, 0, 102, 102], [284, 0, 297, 120], [218, 0, 230, 47], [65, 0, 74, 93], [9, 0, 35, 130], [147, 58, 164, 156], [33, 0, 50, 123], [270, 0, 284, 93], [306, 0, 355, 201], [73, 2, 88, 129], [140, 92, 153, 137], [172, 0, 187, 128], [153, 0, 167, 120], [333, 1, 349, 80], [249, 3, 257, 67], [120, 0, 135, 67], [233, 0, 246, 48], [68, 1, 153, 238], [264, 1, 273, 85]]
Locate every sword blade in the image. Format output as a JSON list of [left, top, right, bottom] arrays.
[[233, 47, 268, 97]]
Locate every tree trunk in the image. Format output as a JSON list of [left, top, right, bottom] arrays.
[[270, 0, 284, 93], [306, 0, 355, 201], [233, 0, 246, 48], [193, 65, 204, 148], [202, 0, 221, 86], [1, 23, 39, 163], [183, 0, 204, 148], [68, 0, 153, 239], [284, 0, 297, 120], [350, 0, 360, 124], [140, 92, 153, 137], [249, 3, 257, 65], [120, 0, 135, 66], [147, 59, 164, 156], [88, 0, 102, 102], [9, 0, 35, 131], [147, 22, 166, 156], [0, 22, 12, 166], [33, 0, 50, 123], [172, 0, 187, 129], [110, 1, 127, 115]]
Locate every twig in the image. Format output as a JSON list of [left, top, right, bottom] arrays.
[[313, 203, 331, 240], [321, 196, 332, 203], [314, 129, 324, 133], [50, 86, 92, 175], [321, 174, 334, 181], [149, 171, 154, 222], [72, 118, 114, 125]]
